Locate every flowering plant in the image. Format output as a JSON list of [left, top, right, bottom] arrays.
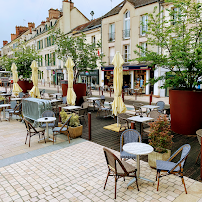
[[148, 115, 173, 153]]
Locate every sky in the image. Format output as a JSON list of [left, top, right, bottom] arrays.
[[0, 0, 122, 50]]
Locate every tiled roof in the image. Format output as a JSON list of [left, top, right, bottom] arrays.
[[102, 0, 158, 19], [69, 18, 102, 34]]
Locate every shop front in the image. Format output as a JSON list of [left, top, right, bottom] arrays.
[[55, 69, 64, 85], [79, 69, 99, 88], [101, 65, 152, 94]]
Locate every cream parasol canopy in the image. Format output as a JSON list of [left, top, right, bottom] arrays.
[[11, 63, 22, 97]]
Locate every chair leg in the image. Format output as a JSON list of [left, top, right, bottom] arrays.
[[104, 171, 110, 190], [25, 133, 28, 145], [29, 135, 31, 147], [180, 173, 187, 194], [157, 171, 160, 191], [43, 132, 46, 144], [66, 131, 70, 143], [53, 133, 55, 145], [195, 151, 201, 164]]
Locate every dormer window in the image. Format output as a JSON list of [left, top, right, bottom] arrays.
[[37, 30, 38, 34], [123, 11, 130, 39], [40, 28, 41, 33], [45, 24, 47, 30], [50, 22, 52, 27]]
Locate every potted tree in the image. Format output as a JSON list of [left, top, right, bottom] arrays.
[[133, 0, 202, 135], [51, 30, 105, 105], [148, 115, 173, 168], [0, 42, 40, 93]]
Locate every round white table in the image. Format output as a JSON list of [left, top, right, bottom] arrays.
[[37, 117, 56, 142], [123, 142, 154, 186], [0, 104, 11, 121]]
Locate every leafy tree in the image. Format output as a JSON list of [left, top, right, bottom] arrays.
[[0, 41, 40, 79], [133, 0, 202, 90], [52, 29, 105, 81]]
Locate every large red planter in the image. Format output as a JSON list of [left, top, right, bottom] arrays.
[[170, 89, 202, 135], [17, 80, 33, 93], [62, 83, 86, 106]]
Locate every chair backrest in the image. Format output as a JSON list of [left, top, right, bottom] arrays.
[[23, 118, 37, 133], [10, 100, 17, 109], [14, 102, 22, 112], [81, 102, 88, 109], [103, 148, 128, 175], [133, 103, 143, 110], [79, 108, 87, 116], [196, 129, 202, 145], [19, 92, 24, 98], [118, 113, 130, 124], [149, 110, 160, 122], [168, 144, 191, 173], [95, 100, 101, 109], [60, 115, 72, 132], [42, 110, 55, 118], [120, 129, 141, 153], [155, 101, 165, 113]]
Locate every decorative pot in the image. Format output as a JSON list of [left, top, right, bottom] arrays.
[[61, 82, 86, 106], [17, 80, 33, 93], [69, 125, 83, 139], [148, 149, 171, 168], [169, 89, 202, 135]]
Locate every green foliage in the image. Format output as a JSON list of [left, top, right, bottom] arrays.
[[0, 96, 5, 101], [133, 0, 202, 90], [0, 41, 40, 79], [148, 115, 173, 153], [60, 109, 69, 123], [69, 113, 80, 127], [51, 29, 105, 81]]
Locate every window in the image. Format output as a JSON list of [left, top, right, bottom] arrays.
[[140, 42, 147, 57], [109, 23, 115, 42], [40, 28, 41, 33], [38, 55, 43, 67], [91, 36, 96, 46], [50, 21, 52, 27], [124, 45, 130, 62], [37, 40, 43, 50], [171, 7, 181, 25], [45, 54, 50, 66], [123, 11, 130, 39], [140, 15, 148, 36]]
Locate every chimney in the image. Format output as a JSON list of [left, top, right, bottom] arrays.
[[11, 34, 16, 41], [48, 8, 60, 19], [3, 41, 8, 46], [70, 0, 74, 10], [28, 22, 35, 34], [16, 26, 28, 37]]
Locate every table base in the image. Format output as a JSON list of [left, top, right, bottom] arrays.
[[38, 137, 54, 143], [127, 176, 155, 187]]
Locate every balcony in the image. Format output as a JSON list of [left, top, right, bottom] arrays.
[[122, 29, 130, 39], [108, 32, 115, 42], [123, 54, 130, 63]]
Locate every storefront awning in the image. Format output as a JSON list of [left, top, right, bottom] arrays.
[[101, 64, 151, 71]]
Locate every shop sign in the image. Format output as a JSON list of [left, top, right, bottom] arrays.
[[140, 66, 148, 69], [46, 66, 52, 70], [123, 67, 129, 71], [79, 70, 99, 76], [123, 71, 130, 75], [56, 69, 63, 73]]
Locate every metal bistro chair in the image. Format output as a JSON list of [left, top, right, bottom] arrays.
[[24, 118, 46, 147], [120, 129, 141, 161], [117, 113, 131, 135], [155, 101, 165, 114], [156, 144, 191, 194], [41, 110, 55, 129], [195, 129, 202, 164], [8, 102, 22, 121], [52, 115, 72, 144], [95, 100, 110, 117], [78, 108, 87, 125], [103, 147, 139, 199]]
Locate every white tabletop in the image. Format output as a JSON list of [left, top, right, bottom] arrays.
[[51, 93, 62, 96], [37, 117, 56, 123], [87, 97, 101, 100], [0, 94, 12, 96], [50, 99, 62, 103], [0, 104, 10, 108], [141, 105, 160, 109], [11, 98, 23, 101], [123, 142, 153, 155], [63, 106, 81, 110], [128, 116, 154, 122]]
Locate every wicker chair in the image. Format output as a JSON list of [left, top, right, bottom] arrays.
[[78, 108, 87, 125], [8, 102, 22, 121], [195, 129, 202, 164], [156, 144, 191, 194], [133, 103, 144, 115], [41, 110, 55, 129], [95, 100, 110, 117], [117, 113, 131, 134], [52, 115, 71, 144], [103, 147, 139, 199], [24, 118, 46, 147], [120, 129, 141, 161]]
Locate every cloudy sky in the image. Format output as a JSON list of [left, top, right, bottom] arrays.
[[0, 0, 122, 50]]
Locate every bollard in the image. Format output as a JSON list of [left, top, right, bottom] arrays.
[[49, 82, 50, 87], [57, 86, 59, 93], [201, 136, 202, 180], [122, 90, 124, 102], [102, 90, 103, 95], [54, 82, 56, 88], [131, 122, 135, 129], [110, 88, 111, 97], [99, 87, 100, 96], [41, 80, 42, 85], [59, 106, 61, 122], [44, 81, 45, 87], [88, 112, 91, 141], [149, 91, 153, 105], [8, 96, 11, 103]]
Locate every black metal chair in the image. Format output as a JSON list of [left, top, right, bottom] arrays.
[[156, 144, 191, 194], [103, 147, 139, 199], [195, 129, 202, 164]]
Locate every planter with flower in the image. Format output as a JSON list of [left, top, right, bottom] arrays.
[[148, 115, 173, 168], [59, 109, 83, 138]]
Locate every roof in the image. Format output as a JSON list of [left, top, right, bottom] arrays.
[[102, 0, 158, 19], [69, 17, 102, 35]]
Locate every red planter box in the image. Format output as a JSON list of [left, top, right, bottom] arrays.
[[17, 80, 33, 93], [62, 83, 86, 106], [170, 89, 202, 135]]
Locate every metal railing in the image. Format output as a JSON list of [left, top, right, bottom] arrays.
[[122, 29, 130, 39]]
